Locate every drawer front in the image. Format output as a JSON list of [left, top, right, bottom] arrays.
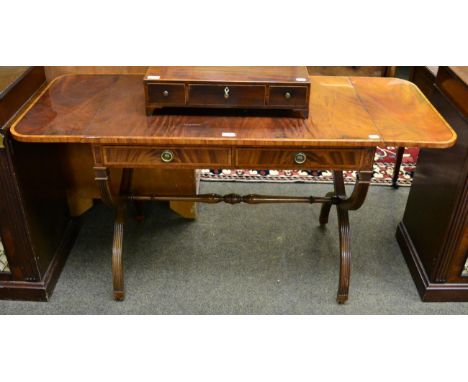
[[147, 83, 186, 105], [103, 146, 231, 167], [235, 148, 372, 170], [268, 86, 308, 107], [188, 84, 266, 107]]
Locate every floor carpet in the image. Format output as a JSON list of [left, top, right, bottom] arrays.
[[1, 182, 467, 314]]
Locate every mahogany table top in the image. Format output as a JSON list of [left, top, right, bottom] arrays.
[[10, 74, 456, 149]]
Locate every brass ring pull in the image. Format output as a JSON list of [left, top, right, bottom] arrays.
[[294, 152, 307, 164], [162, 90, 169, 97], [224, 86, 230, 99], [161, 150, 174, 163], [284, 92, 291, 99]]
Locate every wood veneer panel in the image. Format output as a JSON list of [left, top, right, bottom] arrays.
[[45, 66, 147, 81], [11, 74, 456, 149], [236, 148, 374, 170], [103, 146, 231, 168], [350, 77, 456, 148]]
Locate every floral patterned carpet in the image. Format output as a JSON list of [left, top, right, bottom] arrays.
[[201, 147, 419, 186], [0, 240, 9, 273]]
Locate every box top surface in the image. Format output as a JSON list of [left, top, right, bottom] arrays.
[[144, 66, 310, 84]]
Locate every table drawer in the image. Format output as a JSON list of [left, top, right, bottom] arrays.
[[147, 83, 186, 105], [235, 148, 372, 170], [268, 86, 308, 107], [188, 84, 266, 107], [103, 146, 231, 167]]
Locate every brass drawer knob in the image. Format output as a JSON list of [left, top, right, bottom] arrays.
[[161, 150, 174, 163], [162, 90, 169, 97], [294, 152, 307, 164], [224, 86, 230, 99], [284, 92, 291, 99]]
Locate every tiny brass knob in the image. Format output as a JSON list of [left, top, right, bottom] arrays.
[[162, 90, 169, 97], [161, 150, 174, 163], [224, 86, 230, 99], [284, 92, 291, 99], [294, 152, 307, 165]]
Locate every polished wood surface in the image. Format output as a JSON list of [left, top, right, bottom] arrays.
[[436, 66, 468, 118], [11, 74, 456, 149], [0, 67, 46, 131], [0, 67, 32, 98], [235, 148, 374, 170], [307, 66, 395, 77], [397, 66, 468, 301], [187, 84, 266, 106], [45, 66, 147, 80], [44, 67, 198, 219], [103, 146, 232, 168], [144, 67, 310, 117], [146, 66, 310, 83], [0, 66, 78, 301], [94, 145, 375, 170], [8, 69, 459, 303]]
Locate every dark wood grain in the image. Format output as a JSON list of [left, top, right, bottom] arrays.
[[188, 84, 265, 107], [102, 146, 232, 168], [144, 67, 310, 116], [436, 66, 468, 118], [11, 74, 456, 149], [397, 66, 468, 301], [269, 86, 308, 107], [145, 66, 310, 83], [235, 148, 375, 170], [0, 66, 79, 300]]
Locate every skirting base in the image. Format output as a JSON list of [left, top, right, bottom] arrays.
[[396, 222, 468, 302], [0, 219, 80, 301]]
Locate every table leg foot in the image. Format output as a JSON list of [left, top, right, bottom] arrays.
[[112, 202, 126, 301], [114, 291, 125, 301]]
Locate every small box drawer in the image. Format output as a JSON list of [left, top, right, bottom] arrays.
[[268, 86, 308, 107], [103, 146, 231, 168], [147, 83, 186, 105], [188, 84, 266, 107], [235, 148, 372, 170]]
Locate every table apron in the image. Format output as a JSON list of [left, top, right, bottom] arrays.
[[93, 145, 375, 171]]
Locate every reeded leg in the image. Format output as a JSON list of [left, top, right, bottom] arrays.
[[392, 147, 405, 189], [336, 206, 351, 304], [111, 169, 134, 301], [331, 170, 372, 303], [112, 202, 126, 301]]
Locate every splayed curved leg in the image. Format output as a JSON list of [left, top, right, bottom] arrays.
[[112, 201, 126, 301], [331, 170, 372, 303], [336, 206, 351, 304]]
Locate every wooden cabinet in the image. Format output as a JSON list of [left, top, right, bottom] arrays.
[[0, 67, 79, 301], [397, 66, 468, 301], [144, 66, 310, 117]]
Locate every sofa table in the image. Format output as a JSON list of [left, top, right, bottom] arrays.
[[10, 74, 456, 303]]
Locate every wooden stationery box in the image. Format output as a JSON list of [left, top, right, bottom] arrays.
[[144, 66, 310, 117]]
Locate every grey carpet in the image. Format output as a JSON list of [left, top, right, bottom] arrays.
[[1, 182, 467, 314]]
